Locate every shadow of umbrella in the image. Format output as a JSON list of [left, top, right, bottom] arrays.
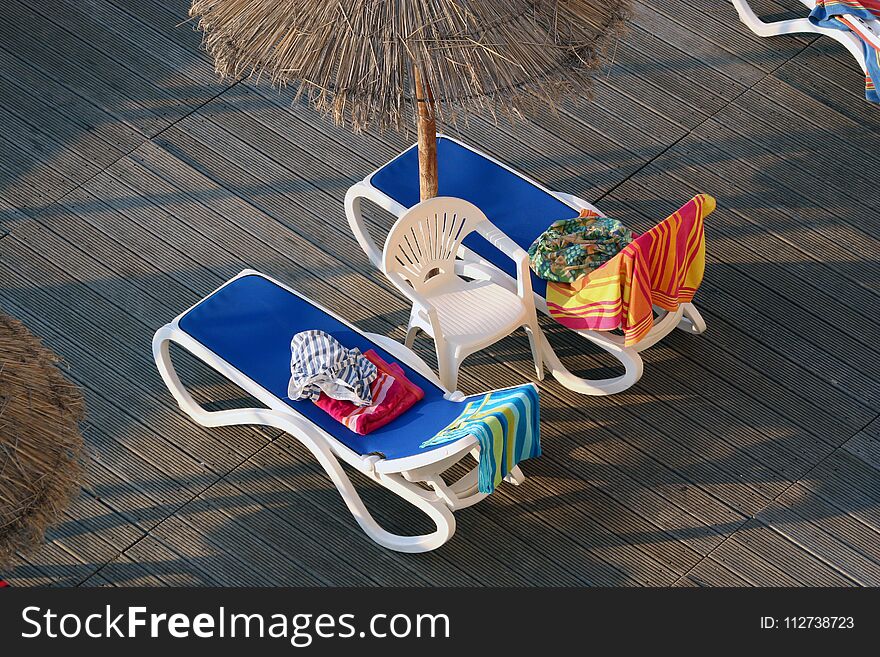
[[0, 312, 86, 571]]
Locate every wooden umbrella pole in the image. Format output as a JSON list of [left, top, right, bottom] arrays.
[[413, 66, 438, 200]]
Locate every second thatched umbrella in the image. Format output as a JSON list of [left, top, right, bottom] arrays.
[[1, 313, 85, 572], [190, 0, 631, 200]]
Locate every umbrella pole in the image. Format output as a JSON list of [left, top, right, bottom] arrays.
[[413, 67, 438, 200]]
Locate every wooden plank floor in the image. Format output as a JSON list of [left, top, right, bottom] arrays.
[[1, 0, 878, 586]]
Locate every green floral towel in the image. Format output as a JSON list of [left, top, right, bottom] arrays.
[[528, 211, 634, 283]]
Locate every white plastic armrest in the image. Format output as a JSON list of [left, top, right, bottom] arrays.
[[552, 190, 605, 216], [345, 182, 409, 270], [474, 221, 534, 300], [453, 259, 497, 282], [385, 271, 442, 333]]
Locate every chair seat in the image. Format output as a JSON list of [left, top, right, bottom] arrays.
[[421, 278, 526, 346], [177, 274, 468, 461]]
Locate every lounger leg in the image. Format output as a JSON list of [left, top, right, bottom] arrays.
[[505, 465, 526, 486], [154, 328, 456, 553], [631, 306, 687, 353], [536, 330, 644, 396], [423, 469, 487, 511], [677, 302, 707, 335], [425, 450, 524, 508], [368, 473, 457, 552], [447, 455, 481, 501]]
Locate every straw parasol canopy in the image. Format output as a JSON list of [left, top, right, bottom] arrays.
[[0, 313, 85, 571], [190, 0, 632, 199]]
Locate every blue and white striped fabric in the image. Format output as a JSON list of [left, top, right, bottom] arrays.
[[420, 384, 541, 494], [288, 330, 377, 406]]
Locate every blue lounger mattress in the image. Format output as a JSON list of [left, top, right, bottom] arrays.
[[178, 274, 465, 461], [370, 136, 581, 298]]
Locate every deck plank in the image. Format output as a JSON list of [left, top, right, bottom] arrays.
[[727, 520, 857, 586], [674, 557, 753, 587], [842, 418, 880, 472], [78, 553, 167, 587], [0, 2, 174, 137]]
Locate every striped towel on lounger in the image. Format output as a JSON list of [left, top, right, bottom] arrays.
[[420, 384, 541, 494], [546, 194, 715, 347]]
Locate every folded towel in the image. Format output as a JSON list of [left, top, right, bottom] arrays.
[[546, 194, 715, 347], [314, 350, 424, 435], [288, 330, 377, 405], [420, 384, 541, 494], [810, 0, 880, 103]]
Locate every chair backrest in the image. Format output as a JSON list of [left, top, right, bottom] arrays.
[[383, 196, 488, 293]]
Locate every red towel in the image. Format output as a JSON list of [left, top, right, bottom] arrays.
[[314, 350, 424, 435]]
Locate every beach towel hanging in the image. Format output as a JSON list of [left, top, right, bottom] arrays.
[[528, 212, 634, 283], [420, 384, 541, 494], [545, 194, 715, 347], [810, 1, 880, 103]]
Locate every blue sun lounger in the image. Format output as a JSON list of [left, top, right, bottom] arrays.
[[345, 135, 707, 396], [153, 270, 531, 552]]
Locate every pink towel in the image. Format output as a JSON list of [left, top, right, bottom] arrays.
[[314, 350, 424, 435]]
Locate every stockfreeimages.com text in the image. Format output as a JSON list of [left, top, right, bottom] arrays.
[[21, 606, 450, 646]]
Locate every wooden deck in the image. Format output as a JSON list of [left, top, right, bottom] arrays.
[[1, 0, 879, 587]]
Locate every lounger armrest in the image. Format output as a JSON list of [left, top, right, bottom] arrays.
[[474, 222, 534, 300], [385, 271, 442, 332], [849, 15, 880, 51], [552, 190, 605, 216]]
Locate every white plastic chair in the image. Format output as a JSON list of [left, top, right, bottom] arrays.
[[382, 196, 544, 391]]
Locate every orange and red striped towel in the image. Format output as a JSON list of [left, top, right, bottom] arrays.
[[545, 194, 715, 347]]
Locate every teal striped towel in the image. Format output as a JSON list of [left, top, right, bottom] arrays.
[[420, 384, 541, 493]]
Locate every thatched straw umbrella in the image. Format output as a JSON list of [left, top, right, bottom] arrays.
[[189, 0, 632, 200], [0, 313, 85, 571]]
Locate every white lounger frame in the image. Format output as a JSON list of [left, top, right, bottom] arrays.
[[345, 135, 706, 396], [153, 270, 525, 553], [731, 0, 880, 76]]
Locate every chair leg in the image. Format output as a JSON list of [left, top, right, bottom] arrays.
[[524, 324, 545, 381], [435, 340, 460, 392], [404, 324, 419, 349]]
